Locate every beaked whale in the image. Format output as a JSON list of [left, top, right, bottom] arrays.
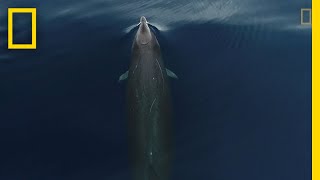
[[119, 16, 177, 180]]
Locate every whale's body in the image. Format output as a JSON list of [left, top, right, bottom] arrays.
[[120, 17, 176, 180]]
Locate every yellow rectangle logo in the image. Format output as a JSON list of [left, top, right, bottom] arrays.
[[8, 8, 37, 49]]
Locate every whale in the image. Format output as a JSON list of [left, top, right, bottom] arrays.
[[119, 16, 177, 180]]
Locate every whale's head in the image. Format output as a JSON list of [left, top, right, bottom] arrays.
[[140, 16, 147, 23], [136, 16, 152, 45]]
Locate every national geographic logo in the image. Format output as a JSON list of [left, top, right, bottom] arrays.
[[8, 8, 37, 50]]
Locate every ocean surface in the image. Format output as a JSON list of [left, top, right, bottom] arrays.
[[0, 0, 311, 179]]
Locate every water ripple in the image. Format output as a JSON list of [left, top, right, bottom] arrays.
[[43, 0, 311, 31]]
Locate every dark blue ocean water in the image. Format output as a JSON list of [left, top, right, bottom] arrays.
[[0, 0, 311, 179]]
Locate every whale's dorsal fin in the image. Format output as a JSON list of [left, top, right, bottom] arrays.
[[118, 71, 129, 82], [166, 68, 178, 79]]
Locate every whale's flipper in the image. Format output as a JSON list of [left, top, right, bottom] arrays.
[[119, 71, 129, 82], [166, 68, 178, 79]]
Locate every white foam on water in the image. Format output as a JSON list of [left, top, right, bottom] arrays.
[[123, 23, 139, 34]]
